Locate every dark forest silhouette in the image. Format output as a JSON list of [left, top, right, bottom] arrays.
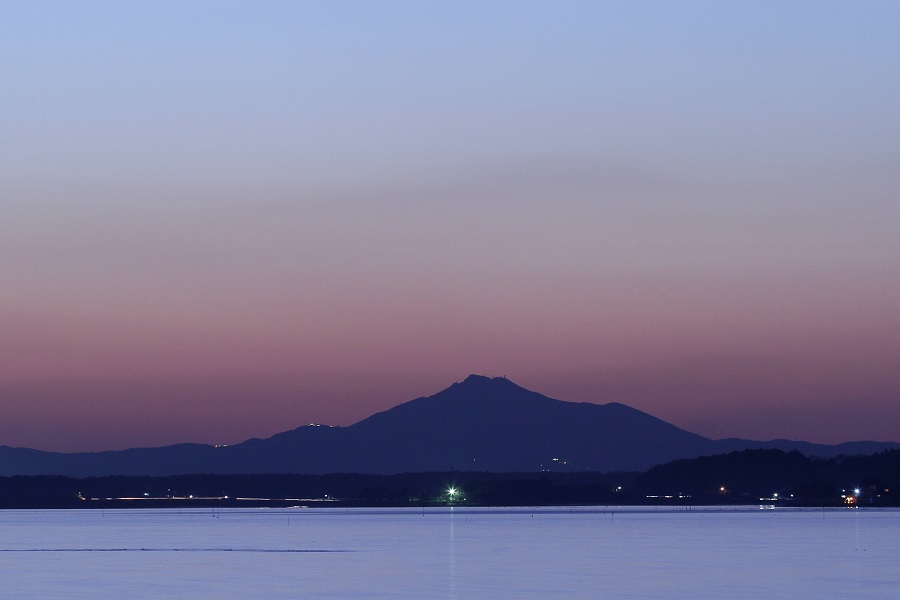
[[2, 448, 899, 508]]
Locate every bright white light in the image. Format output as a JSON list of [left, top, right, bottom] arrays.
[[854, 488, 861, 496], [447, 487, 457, 496]]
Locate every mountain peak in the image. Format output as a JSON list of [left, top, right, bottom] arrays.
[[2, 374, 895, 477], [459, 374, 517, 387]]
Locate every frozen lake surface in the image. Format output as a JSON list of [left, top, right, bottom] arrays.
[[1, 506, 898, 598]]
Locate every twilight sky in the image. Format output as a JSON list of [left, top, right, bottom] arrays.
[[2, 1, 899, 452]]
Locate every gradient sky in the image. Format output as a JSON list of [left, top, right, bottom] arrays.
[[3, 1, 899, 452]]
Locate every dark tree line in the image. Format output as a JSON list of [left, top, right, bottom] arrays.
[[2, 449, 898, 508], [633, 449, 900, 505]]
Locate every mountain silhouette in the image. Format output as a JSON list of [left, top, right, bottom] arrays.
[[1, 375, 897, 477]]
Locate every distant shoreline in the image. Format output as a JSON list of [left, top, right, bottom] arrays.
[[3, 448, 899, 509]]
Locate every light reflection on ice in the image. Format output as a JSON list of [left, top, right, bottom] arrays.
[[0, 507, 898, 598]]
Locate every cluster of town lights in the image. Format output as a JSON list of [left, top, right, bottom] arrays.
[[841, 488, 862, 506]]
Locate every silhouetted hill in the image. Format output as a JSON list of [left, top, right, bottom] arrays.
[[634, 448, 900, 505], [334, 375, 714, 472], [708, 438, 900, 457], [0, 375, 897, 477]]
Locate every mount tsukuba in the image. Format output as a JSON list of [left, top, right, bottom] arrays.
[[1, 375, 897, 477]]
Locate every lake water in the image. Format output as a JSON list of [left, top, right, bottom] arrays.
[[1, 506, 897, 598]]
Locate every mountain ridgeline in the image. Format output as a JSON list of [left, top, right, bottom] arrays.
[[1, 375, 897, 477]]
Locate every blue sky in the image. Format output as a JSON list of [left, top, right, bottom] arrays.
[[2, 1, 899, 450]]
